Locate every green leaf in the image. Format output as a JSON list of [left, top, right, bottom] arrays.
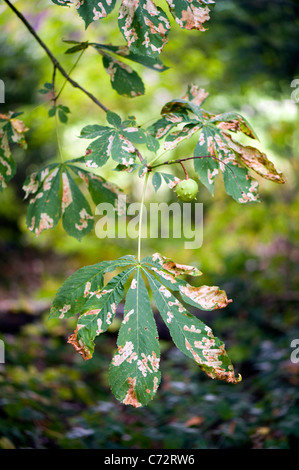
[[208, 111, 258, 140], [148, 112, 192, 140], [53, 1, 213, 53], [106, 111, 122, 128], [80, 124, 137, 168], [109, 268, 161, 407], [144, 132, 160, 153], [78, 0, 117, 28], [120, 126, 159, 153], [24, 162, 123, 239], [102, 53, 145, 97], [79, 124, 109, 140], [61, 169, 93, 240], [69, 164, 123, 212], [193, 127, 219, 195], [161, 85, 209, 118], [164, 123, 202, 151], [59, 105, 71, 114], [39, 82, 54, 94], [51, 252, 240, 404], [52, 1, 117, 28], [160, 172, 181, 189], [25, 165, 62, 237], [51, 0, 71, 5], [143, 267, 241, 384], [166, 0, 214, 31], [58, 109, 68, 123], [75, 267, 136, 358], [48, 106, 57, 118], [118, 0, 170, 58], [64, 41, 89, 54], [152, 85, 285, 202], [50, 257, 136, 320], [0, 141, 16, 192], [91, 43, 169, 71], [222, 161, 260, 204], [152, 172, 162, 192], [24, 163, 96, 240], [0, 113, 28, 191]]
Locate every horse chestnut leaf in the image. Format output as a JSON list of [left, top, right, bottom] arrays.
[[175, 179, 198, 202]]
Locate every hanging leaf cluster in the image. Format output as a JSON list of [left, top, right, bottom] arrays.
[[0, 112, 28, 191], [51, 1, 215, 54], [50, 252, 241, 407], [148, 85, 286, 203], [23, 159, 123, 240], [80, 110, 159, 169]]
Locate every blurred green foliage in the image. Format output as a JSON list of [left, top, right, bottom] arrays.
[[0, 0, 299, 449]]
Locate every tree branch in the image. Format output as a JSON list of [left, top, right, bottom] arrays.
[[3, 0, 109, 113], [149, 154, 241, 188], [149, 155, 214, 169]]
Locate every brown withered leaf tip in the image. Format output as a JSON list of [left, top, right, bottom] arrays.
[[122, 377, 142, 408], [67, 329, 92, 361]]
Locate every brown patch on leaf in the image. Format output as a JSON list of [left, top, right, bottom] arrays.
[[212, 369, 242, 384], [180, 284, 232, 310], [152, 253, 201, 277], [122, 377, 142, 408], [182, 84, 209, 106], [224, 134, 286, 184], [67, 328, 92, 361]]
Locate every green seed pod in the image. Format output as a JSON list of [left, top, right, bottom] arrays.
[[175, 179, 198, 202]]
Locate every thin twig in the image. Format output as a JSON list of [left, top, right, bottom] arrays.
[[3, 0, 109, 113], [55, 48, 86, 101], [135, 148, 144, 163], [149, 154, 242, 190], [179, 161, 189, 179]]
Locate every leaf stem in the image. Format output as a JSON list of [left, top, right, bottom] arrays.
[[180, 161, 189, 179], [149, 154, 242, 192], [3, 0, 109, 113], [55, 113, 64, 163], [55, 48, 86, 101], [137, 172, 149, 262]]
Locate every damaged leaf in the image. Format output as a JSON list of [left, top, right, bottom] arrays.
[[118, 0, 170, 58], [51, 253, 240, 407], [102, 53, 145, 98], [166, 0, 214, 31], [91, 43, 169, 72], [50, 257, 136, 320], [52, 1, 213, 54], [109, 268, 161, 407], [0, 113, 28, 191], [144, 267, 241, 384], [80, 113, 159, 168], [74, 267, 136, 358], [23, 161, 124, 239], [149, 85, 286, 202]]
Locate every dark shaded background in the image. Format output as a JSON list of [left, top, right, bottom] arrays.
[[0, 0, 299, 449]]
